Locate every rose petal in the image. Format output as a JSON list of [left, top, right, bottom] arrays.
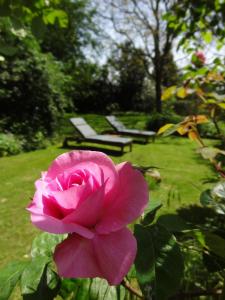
[[62, 181, 106, 227], [46, 151, 118, 200], [54, 234, 103, 279], [51, 184, 90, 211], [93, 228, 137, 285], [27, 206, 94, 239], [54, 228, 136, 285], [96, 162, 148, 234]]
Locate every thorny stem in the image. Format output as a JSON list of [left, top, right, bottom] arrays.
[[121, 279, 144, 299]]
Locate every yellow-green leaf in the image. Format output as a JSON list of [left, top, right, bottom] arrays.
[[202, 31, 212, 44], [157, 123, 174, 135], [218, 102, 225, 109], [176, 87, 187, 99], [161, 86, 176, 101], [206, 99, 216, 104]]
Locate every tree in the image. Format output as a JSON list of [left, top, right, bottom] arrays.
[[40, 0, 97, 63], [166, 0, 225, 48], [108, 41, 148, 111], [98, 0, 178, 113], [161, 51, 179, 87], [0, 19, 69, 146], [0, 0, 68, 48]]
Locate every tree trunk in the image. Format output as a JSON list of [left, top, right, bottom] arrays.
[[154, 6, 162, 114], [155, 64, 162, 113], [154, 48, 162, 113]]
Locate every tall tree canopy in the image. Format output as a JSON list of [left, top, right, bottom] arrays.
[[108, 42, 148, 111], [41, 0, 97, 62], [98, 0, 178, 113], [166, 0, 225, 48]]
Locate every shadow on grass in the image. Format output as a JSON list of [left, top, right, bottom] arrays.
[[59, 144, 125, 157]]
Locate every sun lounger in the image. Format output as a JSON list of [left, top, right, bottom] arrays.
[[63, 117, 132, 153], [106, 115, 156, 143]]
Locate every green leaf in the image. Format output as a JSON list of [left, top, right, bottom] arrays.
[[204, 232, 225, 260], [60, 278, 129, 300], [43, 9, 68, 28], [203, 252, 225, 273], [0, 1, 10, 17], [157, 214, 190, 232], [221, 277, 225, 300], [31, 16, 46, 39], [21, 257, 50, 295], [184, 229, 206, 247], [0, 261, 28, 300], [134, 224, 184, 300], [197, 20, 205, 29], [200, 189, 213, 206], [21, 257, 60, 300], [141, 201, 162, 225], [31, 232, 66, 258], [213, 57, 221, 65], [0, 43, 18, 56], [195, 67, 208, 76], [202, 31, 212, 43]]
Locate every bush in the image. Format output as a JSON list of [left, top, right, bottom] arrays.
[[0, 26, 69, 148], [198, 122, 218, 138], [146, 112, 182, 131], [0, 133, 23, 156], [22, 131, 49, 151]]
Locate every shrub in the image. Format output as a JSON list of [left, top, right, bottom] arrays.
[[22, 131, 49, 151], [198, 122, 218, 139], [146, 112, 182, 131], [0, 133, 23, 156], [0, 27, 69, 147]]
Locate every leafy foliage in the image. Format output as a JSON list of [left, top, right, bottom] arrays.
[[59, 278, 136, 300], [71, 62, 116, 113], [40, 0, 96, 62], [21, 257, 60, 300], [0, 261, 28, 300], [135, 224, 183, 300], [0, 0, 68, 41], [0, 133, 23, 156], [146, 111, 182, 131], [31, 232, 66, 259], [165, 0, 225, 48], [0, 23, 69, 148], [108, 42, 148, 111]]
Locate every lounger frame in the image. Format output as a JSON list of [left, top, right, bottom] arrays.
[[63, 117, 132, 153]]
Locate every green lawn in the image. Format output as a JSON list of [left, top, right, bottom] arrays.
[[0, 132, 216, 271]]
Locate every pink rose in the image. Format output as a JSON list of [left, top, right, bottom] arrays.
[[27, 151, 148, 285], [192, 51, 206, 66]]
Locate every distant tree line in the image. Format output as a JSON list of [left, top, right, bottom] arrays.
[[0, 0, 179, 151]]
